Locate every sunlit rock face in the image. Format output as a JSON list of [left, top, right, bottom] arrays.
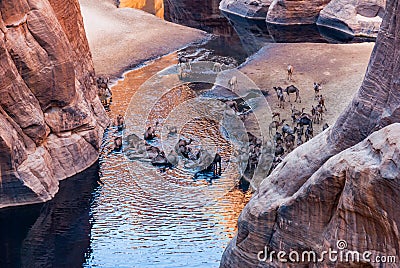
[[266, 0, 331, 24], [0, 0, 108, 208], [318, 0, 385, 37], [220, 0, 400, 266], [119, 0, 164, 18]]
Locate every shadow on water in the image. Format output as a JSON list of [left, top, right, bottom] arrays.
[[0, 163, 100, 268]]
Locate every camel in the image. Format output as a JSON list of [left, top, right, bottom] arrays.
[[274, 86, 285, 109], [305, 125, 314, 141], [97, 76, 112, 106], [273, 131, 283, 145], [146, 145, 160, 159], [296, 127, 303, 146], [313, 82, 322, 99], [290, 105, 303, 122], [213, 62, 223, 72], [269, 119, 286, 137], [114, 114, 124, 131], [287, 64, 293, 81], [318, 95, 327, 111], [272, 112, 281, 121], [151, 151, 172, 169], [315, 104, 324, 122], [284, 85, 301, 103], [144, 121, 159, 140], [209, 153, 222, 176], [178, 55, 192, 70], [284, 133, 295, 152], [114, 136, 122, 151], [296, 115, 312, 128], [166, 150, 179, 166], [275, 144, 284, 157], [228, 76, 238, 91], [175, 138, 193, 158], [282, 124, 294, 137], [225, 100, 239, 112]]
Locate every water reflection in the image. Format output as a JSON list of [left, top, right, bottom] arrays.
[[0, 163, 100, 268], [84, 56, 253, 268]]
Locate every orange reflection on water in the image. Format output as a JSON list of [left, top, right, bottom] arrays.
[[119, 0, 164, 19], [217, 188, 252, 239], [109, 53, 178, 117]]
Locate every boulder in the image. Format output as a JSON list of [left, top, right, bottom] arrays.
[[266, 0, 331, 24], [317, 0, 386, 37], [219, 0, 273, 20], [0, 0, 108, 208]]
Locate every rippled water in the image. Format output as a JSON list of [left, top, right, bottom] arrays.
[[84, 57, 255, 267]]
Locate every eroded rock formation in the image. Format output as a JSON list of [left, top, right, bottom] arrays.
[[219, 0, 273, 20], [318, 0, 385, 37], [266, 0, 330, 24], [220, 0, 400, 266], [219, 0, 386, 37], [0, 0, 108, 208]]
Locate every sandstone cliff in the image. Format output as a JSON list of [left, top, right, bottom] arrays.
[[220, 0, 400, 266], [0, 0, 108, 208]]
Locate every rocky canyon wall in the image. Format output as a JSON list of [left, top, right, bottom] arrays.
[[220, 0, 400, 266], [0, 0, 108, 208]]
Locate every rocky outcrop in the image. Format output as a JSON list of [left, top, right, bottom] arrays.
[[220, 0, 400, 266], [317, 0, 385, 37], [220, 0, 385, 37], [266, 0, 330, 24], [219, 0, 273, 20], [0, 0, 108, 208]]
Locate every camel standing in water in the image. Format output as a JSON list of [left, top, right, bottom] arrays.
[[144, 121, 159, 140]]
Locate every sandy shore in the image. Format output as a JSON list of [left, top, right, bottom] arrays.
[[239, 42, 374, 134], [79, 0, 207, 77]]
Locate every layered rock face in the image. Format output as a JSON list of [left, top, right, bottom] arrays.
[[219, 0, 385, 37], [0, 0, 108, 208], [318, 0, 385, 37], [220, 0, 400, 266]]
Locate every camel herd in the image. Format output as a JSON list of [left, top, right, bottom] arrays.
[[268, 65, 329, 172], [98, 60, 330, 181]]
